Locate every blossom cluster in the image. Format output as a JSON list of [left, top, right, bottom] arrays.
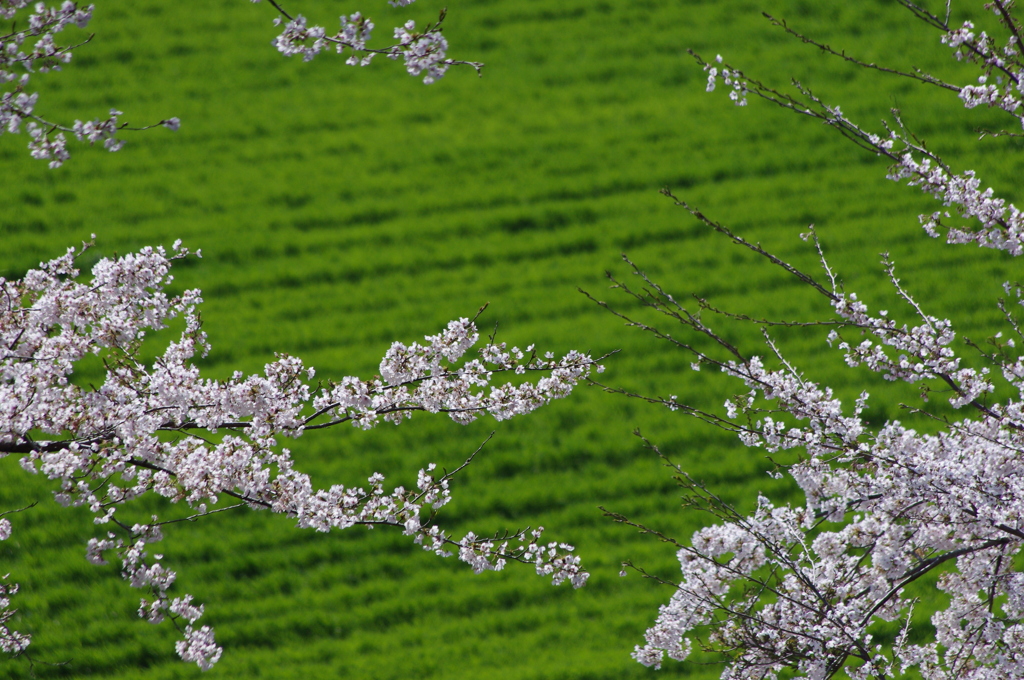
[[268, 12, 374, 66], [703, 54, 748, 106], [0, 518, 28, 657], [388, 19, 451, 84], [0, 239, 600, 668], [626, 3, 1024, 677], [941, 10, 1024, 119], [456, 527, 588, 588], [257, 0, 480, 84], [886, 147, 1024, 254]]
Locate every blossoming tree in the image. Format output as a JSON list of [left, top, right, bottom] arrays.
[[1, 0, 476, 167], [0, 1, 597, 669], [599, 2, 1024, 678]]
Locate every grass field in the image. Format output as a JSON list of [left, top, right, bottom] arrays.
[[1, 0, 1022, 678]]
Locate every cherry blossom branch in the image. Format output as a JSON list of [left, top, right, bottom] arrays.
[[0, 239, 600, 668], [659, 188, 842, 302], [697, 2, 1024, 254], [3, 0, 481, 166], [1, 2, 181, 167], [255, 2, 482, 83]]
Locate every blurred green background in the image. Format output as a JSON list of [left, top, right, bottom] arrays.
[[1, 0, 1021, 678]]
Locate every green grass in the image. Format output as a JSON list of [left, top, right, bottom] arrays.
[[1, 0, 1022, 678]]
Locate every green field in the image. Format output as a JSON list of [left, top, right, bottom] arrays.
[[1, 0, 1022, 678]]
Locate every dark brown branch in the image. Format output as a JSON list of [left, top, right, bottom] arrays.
[[764, 13, 959, 93]]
